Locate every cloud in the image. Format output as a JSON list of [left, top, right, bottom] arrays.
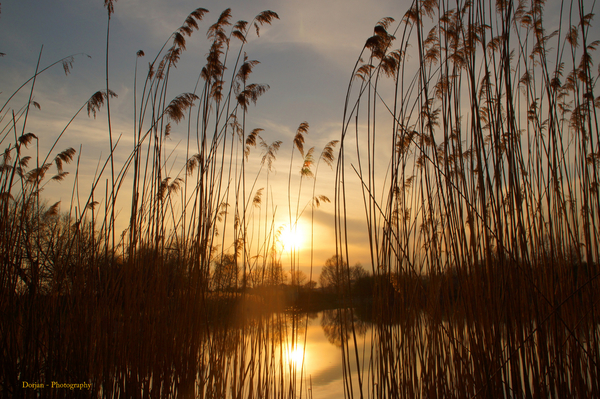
[[1, 0, 412, 271]]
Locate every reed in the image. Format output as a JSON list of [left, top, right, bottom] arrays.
[[0, 6, 333, 398], [335, 0, 599, 397]]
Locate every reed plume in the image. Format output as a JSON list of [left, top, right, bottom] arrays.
[[335, 0, 600, 397]]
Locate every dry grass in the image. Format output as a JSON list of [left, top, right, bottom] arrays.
[[335, 0, 600, 397], [0, 6, 332, 399]]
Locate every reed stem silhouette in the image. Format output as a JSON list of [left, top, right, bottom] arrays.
[[335, 0, 599, 397]]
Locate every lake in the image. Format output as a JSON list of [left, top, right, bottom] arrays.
[[259, 305, 600, 399], [293, 309, 371, 399]]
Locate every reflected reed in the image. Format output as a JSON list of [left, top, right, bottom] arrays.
[[335, 0, 600, 397]]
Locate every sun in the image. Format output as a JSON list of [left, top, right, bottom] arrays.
[[279, 224, 304, 251], [288, 346, 305, 366]]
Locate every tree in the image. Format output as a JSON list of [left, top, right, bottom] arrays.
[[290, 269, 307, 286], [319, 255, 347, 293], [351, 263, 368, 281], [319, 255, 370, 294], [212, 253, 239, 291], [265, 259, 286, 286]]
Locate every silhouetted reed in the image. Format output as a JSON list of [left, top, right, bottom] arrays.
[[0, 5, 336, 398], [335, 0, 599, 397]]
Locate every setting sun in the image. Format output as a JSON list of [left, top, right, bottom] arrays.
[[279, 224, 304, 251]]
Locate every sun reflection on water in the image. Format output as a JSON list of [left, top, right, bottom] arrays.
[[286, 344, 306, 367]]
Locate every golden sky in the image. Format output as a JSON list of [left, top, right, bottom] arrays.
[[1, 0, 409, 276]]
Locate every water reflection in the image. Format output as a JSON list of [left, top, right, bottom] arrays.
[[291, 308, 372, 399], [84, 298, 598, 398], [320, 308, 369, 346], [298, 306, 600, 399]]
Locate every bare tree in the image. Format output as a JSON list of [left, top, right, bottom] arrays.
[[319, 255, 368, 293], [212, 254, 239, 291]]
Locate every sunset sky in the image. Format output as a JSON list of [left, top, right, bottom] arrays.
[[1, 0, 412, 275], [4, 0, 595, 280]]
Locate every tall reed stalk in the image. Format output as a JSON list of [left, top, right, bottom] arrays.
[[0, 6, 331, 398], [336, 0, 599, 397]]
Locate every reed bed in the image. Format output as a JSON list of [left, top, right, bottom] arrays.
[[0, 5, 331, 398], [336, 0, 600, 397], [3, 0, 599, 397]]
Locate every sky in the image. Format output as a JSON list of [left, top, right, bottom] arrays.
[[1, 0, 415, 276], [4, 0, 595, 280]]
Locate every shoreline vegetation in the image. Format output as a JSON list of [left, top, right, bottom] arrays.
[[1, 0, 599, 398], [334, 0, 600, 396]]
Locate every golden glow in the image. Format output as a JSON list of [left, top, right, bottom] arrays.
[[288, 345, 305, 366], [279, 224, 304, 251]]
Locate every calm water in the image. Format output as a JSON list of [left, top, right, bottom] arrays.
[[278, 307, 600, 399], [84, 302, 597, 398], [290, 309, 371, 399]]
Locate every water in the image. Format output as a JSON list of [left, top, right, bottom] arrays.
[[92, 301, 600, 398], [290, 309, 371, 399], [282, 307, 600, 399]]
